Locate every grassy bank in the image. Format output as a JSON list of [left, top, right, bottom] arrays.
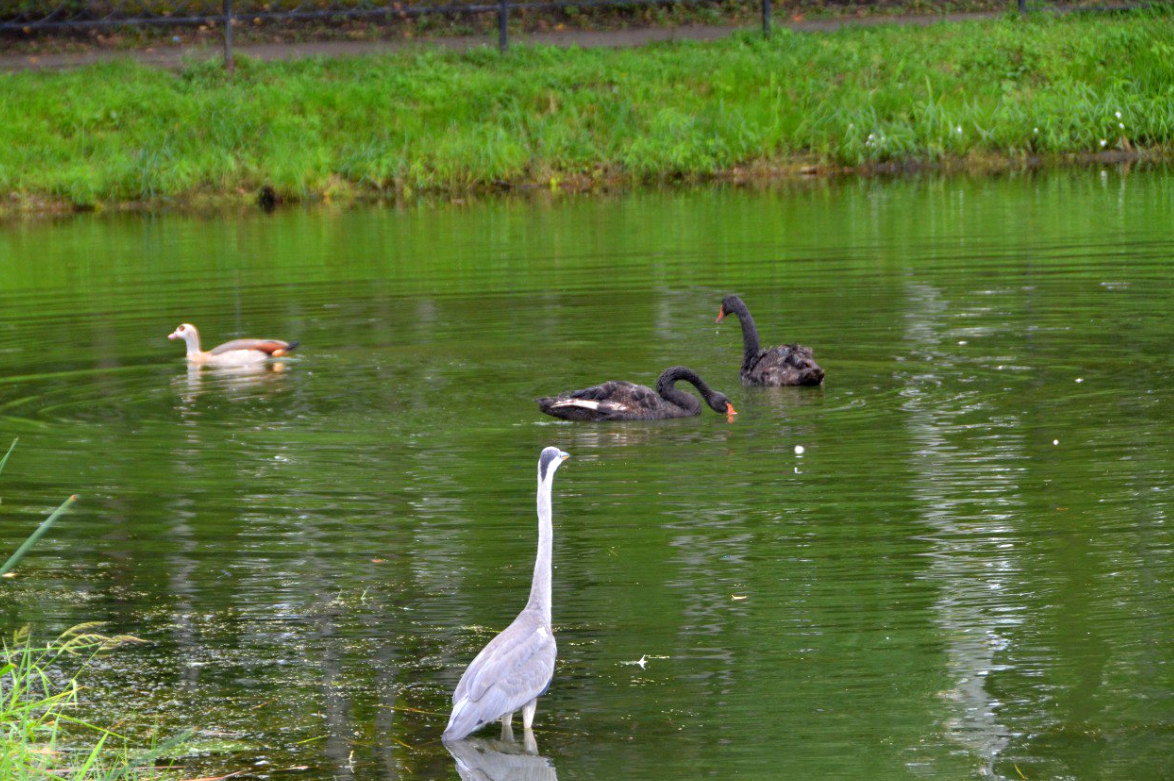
[[1, 10, 1172, 211]]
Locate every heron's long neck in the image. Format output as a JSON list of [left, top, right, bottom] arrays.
[[732, 302, 762, 366], [526, 479, 554, 624]]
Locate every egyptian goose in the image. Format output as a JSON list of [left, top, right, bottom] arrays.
[[538, 366, 736, 422], [168, 323, 298, 366], [717, 295, 824, 386]]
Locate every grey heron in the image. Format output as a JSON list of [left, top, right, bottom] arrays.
[[443, 446, 571, 742]]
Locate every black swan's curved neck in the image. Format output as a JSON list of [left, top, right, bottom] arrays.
[[723, 296, 761, 367], [656, 366, 722, 413]]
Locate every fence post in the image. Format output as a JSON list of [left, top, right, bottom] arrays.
[[224, 0, 235, 73], [762, 0, 771, 38], [498, 0, 508, 52]]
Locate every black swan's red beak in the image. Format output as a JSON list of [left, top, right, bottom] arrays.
[[725, 402, 737, 420], [716, 306, 726, 322]]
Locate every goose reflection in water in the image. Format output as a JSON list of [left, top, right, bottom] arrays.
[[445, 730, 558, 781], [172, 361, 290, 405]]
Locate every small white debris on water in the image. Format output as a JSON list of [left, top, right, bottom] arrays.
[[794, 445, 805, 455], [1075, 377, 1084, 383], [958, 340, 968, 345], [1053, 439, 1059, 446]]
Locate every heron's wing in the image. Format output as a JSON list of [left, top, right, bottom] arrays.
[[452, 613, 556, 713], [209, 338, 294, 356]]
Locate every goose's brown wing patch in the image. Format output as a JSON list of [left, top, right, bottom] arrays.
[[209, 338, 296, 357]]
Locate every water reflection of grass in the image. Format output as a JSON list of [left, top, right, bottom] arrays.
[[2, 8, 1172, 212]]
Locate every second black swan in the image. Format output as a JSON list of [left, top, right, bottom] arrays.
[[537, 366, 736, 422], [717, 294, 825, 386]]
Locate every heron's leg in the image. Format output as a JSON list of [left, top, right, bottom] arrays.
[[499, 710, 515, 734], [522, 699, 538, 730]]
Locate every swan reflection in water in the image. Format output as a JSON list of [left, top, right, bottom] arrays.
[[445, 728, 558, 781]]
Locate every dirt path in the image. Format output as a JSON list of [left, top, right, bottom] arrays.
[[0, 12, 997, 71]]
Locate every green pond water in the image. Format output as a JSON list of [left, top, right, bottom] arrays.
[[1, 168, 1172, 780]]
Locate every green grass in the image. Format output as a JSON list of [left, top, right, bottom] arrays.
[[1, 446, 185, 779], [1, 625, 183, 780], [0, 439, 77, 578], [1, 9, 1172, 210]]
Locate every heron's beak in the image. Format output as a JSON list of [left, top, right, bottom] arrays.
[[716, 307, 726, 323]]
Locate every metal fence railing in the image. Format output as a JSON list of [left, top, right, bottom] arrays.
[[0, 0, 1150, 66]]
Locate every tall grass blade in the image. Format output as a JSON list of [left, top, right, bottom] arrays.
[[0, 494, 78, 577], [0, 438, 17, 476]]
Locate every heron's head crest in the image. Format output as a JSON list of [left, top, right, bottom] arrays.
[[538, 446, 570, 482]]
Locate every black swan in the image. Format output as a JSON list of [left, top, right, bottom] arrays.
[[537, 366, 736, 422], [716, 295, 825, 386]]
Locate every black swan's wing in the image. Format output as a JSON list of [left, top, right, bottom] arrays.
[[746, 344, 825, 386], [538, 381, 677, 420], [567, 380, 632, 402]]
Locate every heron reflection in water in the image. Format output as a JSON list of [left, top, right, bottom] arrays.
[[443, 447, 571, 743], [445, 733, 558, 781]]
